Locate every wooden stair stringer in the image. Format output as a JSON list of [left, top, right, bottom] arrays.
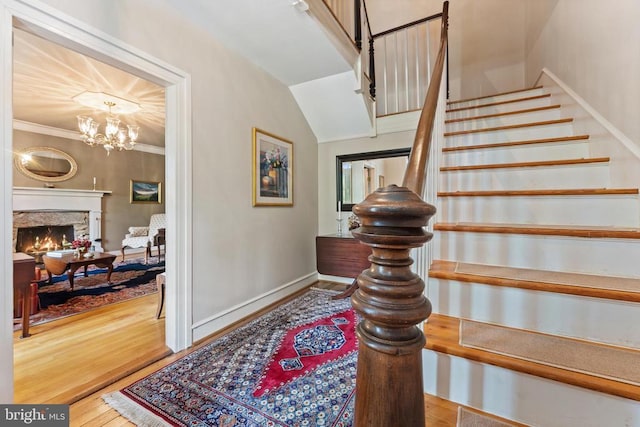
[[424, 313, 640, 402]]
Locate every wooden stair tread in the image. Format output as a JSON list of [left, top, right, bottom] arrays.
[[445, 104, 561, 124], [437, 188, 638, 197], [447, 86, 544, 106], [446, 94, 551, 113], [433, 222, 640, 239], [440, 157, 609, 172], [443, 135, 590, 152], [461, 320, 640, 386], [445, 118, 573, 137], [424, 313, 640, 401], [429, 260, 640, 303]]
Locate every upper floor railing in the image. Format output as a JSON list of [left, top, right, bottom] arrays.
[[322, 0, 447, 117]]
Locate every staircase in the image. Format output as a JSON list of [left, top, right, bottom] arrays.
[[423, 86, 640, 426]]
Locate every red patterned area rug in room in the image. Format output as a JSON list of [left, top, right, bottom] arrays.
[[104, 289, 358, 426], [13, 257, 163, 331]]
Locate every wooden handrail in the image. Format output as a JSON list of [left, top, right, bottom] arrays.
[[372, 11, 444, 39], [350, 3, 448, 426], [403, 0, 449, 195]]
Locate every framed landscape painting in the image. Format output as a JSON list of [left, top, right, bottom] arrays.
[[130, 180, 162, 204], [252, 127, 293, 206]]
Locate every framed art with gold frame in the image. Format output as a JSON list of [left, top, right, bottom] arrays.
[[130, 180, 162, 204], [252, 127, 293, 206]]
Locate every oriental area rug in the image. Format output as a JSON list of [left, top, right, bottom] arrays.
[[104, 288, 358, 426], [13, 257, 163, 331]]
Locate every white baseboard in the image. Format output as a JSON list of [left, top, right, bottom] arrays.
[[317, 274, 353, 285], [191, 272, 318, 342]]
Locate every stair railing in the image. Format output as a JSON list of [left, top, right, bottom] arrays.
[[321, 0, 447, 116], [372, 11, 447, 116], [350, 2, 448, 426]]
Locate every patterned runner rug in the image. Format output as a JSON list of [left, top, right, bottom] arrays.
[[104, 289, 358, 426], [14, 257, 164, 330]]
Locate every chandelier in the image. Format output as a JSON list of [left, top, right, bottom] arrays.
[[77, 101, 140, 155]]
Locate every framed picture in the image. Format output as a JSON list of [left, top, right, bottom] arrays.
[[130, 180, 162, 204], [252, 127, 293, 206]]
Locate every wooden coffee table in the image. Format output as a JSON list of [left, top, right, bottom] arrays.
[[42, 252, 117, 290]]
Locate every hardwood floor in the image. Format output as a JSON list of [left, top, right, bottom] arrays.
[[16, 280, 508, 425], [14, 293, 170, 404]]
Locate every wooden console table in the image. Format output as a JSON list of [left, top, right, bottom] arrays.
[[13, 252, 36, 338], [316, 234, 372, 299]]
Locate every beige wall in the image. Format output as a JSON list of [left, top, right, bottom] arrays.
[[524, 0, 640, 145], [35, 0, 319, 323], [13, 131, 165, 252]]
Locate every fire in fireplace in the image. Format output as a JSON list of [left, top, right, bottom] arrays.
[[16, 225, 75, 262]]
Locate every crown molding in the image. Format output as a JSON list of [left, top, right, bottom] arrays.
[[13, 119, 165, 155]]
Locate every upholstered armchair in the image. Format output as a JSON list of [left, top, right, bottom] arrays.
[[121, 213, 166, 263]]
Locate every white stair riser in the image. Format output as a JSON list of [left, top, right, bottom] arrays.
[[445, 108, 562, 133], [437, 195, 640, 227], [446, 96, 552, 120], [422, 350, 640, 427], [434, 231, 640, 277], [440, 163, 610, 192], [428, 278, 640, 348], [445, 123, 574, 146], [442, 141, 590, 166], [447, 88, 548, 109]]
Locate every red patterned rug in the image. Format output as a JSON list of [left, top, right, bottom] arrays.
[[13, 257, 163, 331], [104, 289, 358, 426]]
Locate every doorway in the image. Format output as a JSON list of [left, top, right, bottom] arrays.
[[1, 1, 192, 402]]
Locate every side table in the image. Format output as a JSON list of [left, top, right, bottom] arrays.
[[13, 253, 36, 338], [316, 234, 372, 299]]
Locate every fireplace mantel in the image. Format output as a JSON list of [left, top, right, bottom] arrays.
[[13, 187, 112, 251]]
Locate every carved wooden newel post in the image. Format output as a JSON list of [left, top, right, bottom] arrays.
[[351, 186, 435, 426], [351, 3, 447, 424]]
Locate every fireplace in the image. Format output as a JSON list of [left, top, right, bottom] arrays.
[[16, 224, 75, 263], [12, 187, 111, 254]]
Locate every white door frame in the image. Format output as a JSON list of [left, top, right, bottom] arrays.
[[0, 0, 193, 402]]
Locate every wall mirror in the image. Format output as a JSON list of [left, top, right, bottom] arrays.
[[15, 147, 78, 182], [337, 147, 411, 212]]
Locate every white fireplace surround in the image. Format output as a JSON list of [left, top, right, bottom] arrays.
[[13, 187, 112, 252]]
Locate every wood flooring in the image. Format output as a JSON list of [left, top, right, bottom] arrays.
[[14, 293, 170, 404], [14, 280, 508, 426]]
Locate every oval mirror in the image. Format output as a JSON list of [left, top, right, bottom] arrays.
[[15, 147, 78, 182]]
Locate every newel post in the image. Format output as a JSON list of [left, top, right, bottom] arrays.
[[351, 185, 435, 426]]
